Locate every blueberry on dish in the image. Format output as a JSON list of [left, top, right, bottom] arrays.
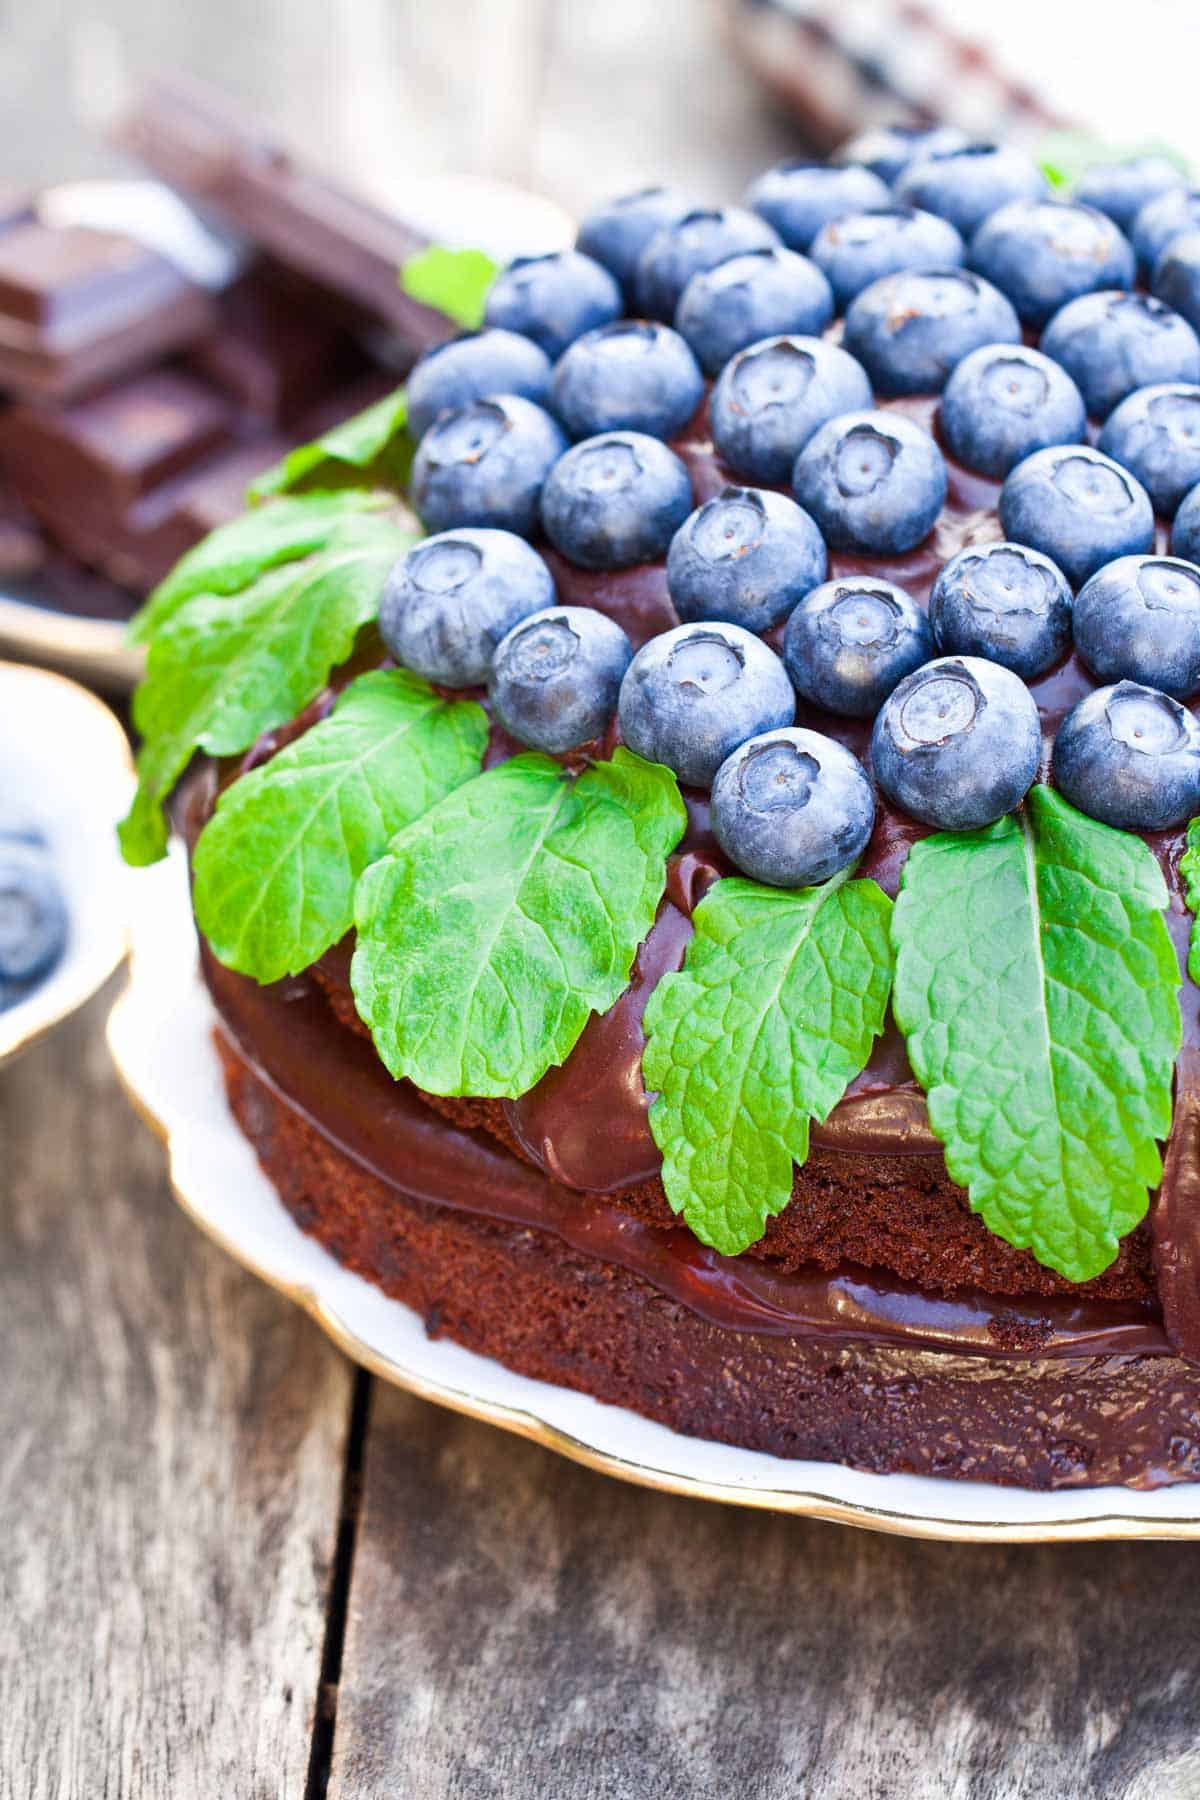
[[1040, 290, 1200, 420], [710, 728, 875, 887], [871, 655, 1041, 830], [378, 528, 556, 689], [999, 444, 1155, 588], [483, 250, 622, 360], [939, 345, 1086, 478], [551, 321, 703, 441], [808, 205, 964, 309], [540, 431, 692, 570], [1075, 155, 1187, 235], [793, 410, 947, 556], [0, 843, 67, 988], [834, 122, 970, 188], [1099, 383, 1200, 515], [1173, 480, 1200, 561], [783, 577, 932, 718], [929, 542, 1073, 681], [617, 621, 795, 787], [488, 605, 633, 753], [411, 396, 567, 538], [1131, 187, 1200, 275], [1072, 555, 1200, 699], [1152, 231, 1200, 335], [842, 269, 1020, 396], [968, 199, 1134, 329], [1053, 680, 1200, 830], [709, 335, 871, 485], [744, 159, 890, 252], [893, 142, 1048, 239], [576, 185, 693, 297], [406, 329, 554, 440], [634, 207, 781, 321], [667, 487, 827, 632], [675, 247, 834, 376]]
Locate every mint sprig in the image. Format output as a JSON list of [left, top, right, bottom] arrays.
[[192, 669, 487, 981], [129, 491, 392, 644], [642, 872, 894, 1256], [893, 785, 1181, 1283], [249, 387, 414, 502], [351, 748, 686, 1097], [399, 244, 499, 330], [118, 520, 414, 866]]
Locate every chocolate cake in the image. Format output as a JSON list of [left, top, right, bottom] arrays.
[[123, 140, 1200, 1490]]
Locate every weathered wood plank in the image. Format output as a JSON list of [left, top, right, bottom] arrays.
[[331, 1385, 1200, 1800], [0, 986, 354, 1800]]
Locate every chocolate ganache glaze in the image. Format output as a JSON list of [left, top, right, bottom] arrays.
[[194, 384, 1200, 1362]]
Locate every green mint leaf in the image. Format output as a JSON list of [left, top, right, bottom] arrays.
[[642, 872, 894, 1257], [192, 669, 487, 982], [248, 386, 413, 501], [129, 491, 392, 644], [118, 521, 412, 867], [351, 747, 686, 1097], [1182, 818, 1200, 983], [892, 784, 1181, 1284], [399, 244, 499, 330], [1036, 129, 1190, 191]]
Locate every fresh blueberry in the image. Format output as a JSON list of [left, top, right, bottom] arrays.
[[783, 577, 932, 718], [834, 123, 970, 187], [667, 487, 826, 632], [745, 160, 890, 252], [967, 199, 1134, 329], [709, 335, 871, 485], [1075, 156, 1188, 235], [940, 344, 1086, 478], [488, 605, 632, 752], [710, 727, 875, 887], [1039, 290, 1200, 419], [634, 207, 780, 321], [540, 431, 692, 571], [576, 185, 693, 297], [378, 527, 556, 689], [1052, 680, 1200, 829], [483, 250, 622, 360], [871, 655, 1040, 830], [0, 844, 67, 988], [999, 445, 1155, 587], [809, 205, 964, 308], [1153, 230, 1200, 335], [674, 247, 834, 377], [1173, 480, 1200, 561], [1132, 187, 1200, 275], [617, 621, 795, 787], [842, 269, 1020, 396], [405, 330, 553, 441], [929, 542, 1073, 680], [1099, 383, 1200, 514], [893, 143, 1048, 239], [1072, 555, 1200, 699], [411, 396, 567, 538], [793, 410, 947, 555], [551, 321, 703, 441]]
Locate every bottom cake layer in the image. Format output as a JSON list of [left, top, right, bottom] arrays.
[[216, 1029, 1200, 1491]]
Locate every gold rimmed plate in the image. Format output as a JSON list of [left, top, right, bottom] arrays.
[[0, 662, 133, 1066], [107, 852, 1200, 1541]]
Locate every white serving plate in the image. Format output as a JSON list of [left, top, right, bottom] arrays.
[[107, 851, 1200, 1541], [0, 662, 133, 1066]]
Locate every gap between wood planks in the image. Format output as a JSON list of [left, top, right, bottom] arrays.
[[306, 1367, 374, 1800]]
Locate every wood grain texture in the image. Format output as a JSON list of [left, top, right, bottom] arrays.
[[331, 1386, 1200, 1800], [0, 987, 354, 1800]]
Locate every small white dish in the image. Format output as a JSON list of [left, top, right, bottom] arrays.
[[0, 662, 133, 1066], [107, 849, 1200, 1541]]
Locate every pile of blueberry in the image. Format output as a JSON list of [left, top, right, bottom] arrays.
[[383, 131, 1200, 888], [0, 816, 67, 1012]]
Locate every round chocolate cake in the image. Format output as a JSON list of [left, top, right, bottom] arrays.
[[124, 138, 1200, 1490]]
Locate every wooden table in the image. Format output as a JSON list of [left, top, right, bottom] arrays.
[[6, 4, 1200, 1794]]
